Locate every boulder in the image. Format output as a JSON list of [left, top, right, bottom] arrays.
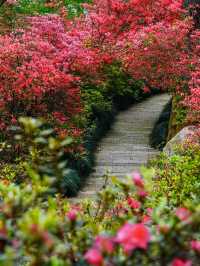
[[163, 126, 198, 156]]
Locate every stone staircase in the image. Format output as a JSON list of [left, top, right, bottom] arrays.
[[72, 93, 171, 201]]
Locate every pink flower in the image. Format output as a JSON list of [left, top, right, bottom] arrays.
[[137, 190, 148, 198], [127, 197, 141, 209], [95, 236, 114, 254], [6, 0, 17, 5], [84, 248, 103, 266], [132, 172, 144, 188], [147, 208, 153, 216], [66, 209, 77, 221], [171, 258, 192, 266], [142, 215, 151, 224], [116, 223, 150, 253], [175, 208, 191, 222], [191, 240, 200, 253]]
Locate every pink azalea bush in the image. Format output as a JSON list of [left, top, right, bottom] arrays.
[[0, 15, 82, 135], [0, 0, 196, 135]]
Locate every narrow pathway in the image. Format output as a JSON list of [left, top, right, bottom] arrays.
[[75, 94, 171, 200]]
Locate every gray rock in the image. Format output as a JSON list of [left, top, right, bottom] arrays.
[[163, 126, 198, 156]]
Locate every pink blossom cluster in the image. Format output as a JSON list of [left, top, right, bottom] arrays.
[[83, 172, 199, 266], [0, 0, 199, 140], [6, 0, 17, 5]]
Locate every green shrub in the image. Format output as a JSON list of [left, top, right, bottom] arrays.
[[0, 117, 199, 265], [150, 143, 200, 206], [0, 117, 81, 196], [100, 62, 145, 109], [0, 157, 200, 265], [12, 0, 92, 16]]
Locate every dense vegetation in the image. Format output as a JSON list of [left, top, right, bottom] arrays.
[[0, 118, 199, 266], [0, 0, 199, 265]]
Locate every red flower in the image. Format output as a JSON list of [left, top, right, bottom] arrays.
[[132, 172, 144, 188], [171, 258, 192, 266], [84, 248, 103, 266], [143, 86, 151, 93], [142, 215, 151, 224], [41, 231, 54, 249], [95, 236, 114, 254], [127, 197, 141, 209], [175, 208, 191, 222], [116, 223, 150, 253], [191, 240, 200, 253]]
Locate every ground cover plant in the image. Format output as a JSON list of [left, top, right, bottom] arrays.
[[151, 143, 200, 206]]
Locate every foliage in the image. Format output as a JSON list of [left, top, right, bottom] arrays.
[[0, 11, 146, 193], [0, 0, 92, 17], [0, 0, 193, 138], [150, 143, 200, 207], [1, 117, 82, 196], [183, 29, 200, 125], [0, 137, 199, 265], [0, 15, 82, 140], [0, 0, 200, 196]]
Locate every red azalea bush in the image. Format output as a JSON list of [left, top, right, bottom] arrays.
[[183, 29, 200, 126], [0, 15, 82, 137], [0, 0, 195, 138], [75, 0, 191, 91]]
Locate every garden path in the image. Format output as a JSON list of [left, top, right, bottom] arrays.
[[74, 93, 171, 200]]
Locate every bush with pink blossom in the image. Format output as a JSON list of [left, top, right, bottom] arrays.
[[0, 119, 199, 265], [0, 150, 199, 265]]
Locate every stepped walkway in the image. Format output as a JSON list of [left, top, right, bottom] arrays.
[[75, 94, 171, 200]]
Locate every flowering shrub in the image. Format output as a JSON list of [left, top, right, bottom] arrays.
[[0, 0, 195, 135], [0, 0, 200, 193], [0, 124, 199, 265], [0, 18, 82, 131], [183, 29, 200, 125], [74, 0, 191, 91]]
